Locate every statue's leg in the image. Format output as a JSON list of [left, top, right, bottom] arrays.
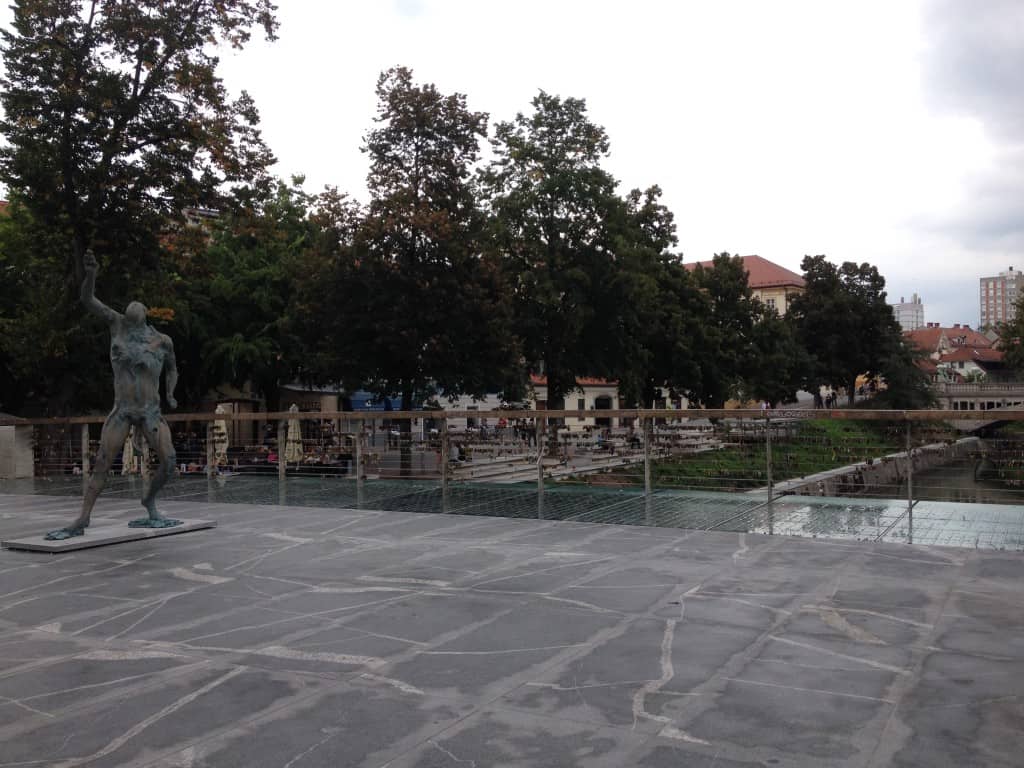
[[129, 416, 180, 528], [45, 412, 130, 540]]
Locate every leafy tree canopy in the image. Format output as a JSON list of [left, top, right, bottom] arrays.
[[606, 187, 706, 407], [166, 178, 314, 412], [483, 91, 622, 406], [789, 255, 904, 406], [741, 307, 808, 407], [691, 253, 759, 407], [998, 294, 1024, 375], [297, 67, 521, 425], [0, 0, 278, 282], [0, 0, 278, 414]]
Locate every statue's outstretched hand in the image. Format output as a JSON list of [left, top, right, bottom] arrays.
[[83, 250, 98, 274], [166, 396, 178, 410]]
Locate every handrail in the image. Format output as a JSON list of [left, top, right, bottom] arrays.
[[939, 382, 1024, 393], [4, 407, 1024, 427]]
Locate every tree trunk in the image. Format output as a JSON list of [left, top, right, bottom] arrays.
[[848, 375, 857, 407], [264, 384, 281, 415], [642, 381, 658, 410]]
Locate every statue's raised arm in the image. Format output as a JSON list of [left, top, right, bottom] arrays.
[[80, 251, 120, 324]]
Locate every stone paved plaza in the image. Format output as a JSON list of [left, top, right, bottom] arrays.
[[0, 492, 1022, 767]]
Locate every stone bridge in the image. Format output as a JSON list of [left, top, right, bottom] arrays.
[[936, 382, 1024, 430]]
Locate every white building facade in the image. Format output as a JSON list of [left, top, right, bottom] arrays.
[[891, 293, 925, 331]]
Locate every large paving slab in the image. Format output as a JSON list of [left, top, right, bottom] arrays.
[[0, 492, 1021, 767]]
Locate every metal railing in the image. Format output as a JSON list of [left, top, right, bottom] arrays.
[[3, 408, 1023, 548], [939, 382, 1024, 394]]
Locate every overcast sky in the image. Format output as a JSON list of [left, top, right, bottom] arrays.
[[5, 1, 1022, 326]]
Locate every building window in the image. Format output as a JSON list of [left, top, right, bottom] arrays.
[[766, 297, 776, 311]]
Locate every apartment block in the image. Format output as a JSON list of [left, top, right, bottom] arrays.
[[980, 267, 1021, 328], [891, 293, 925, 331]]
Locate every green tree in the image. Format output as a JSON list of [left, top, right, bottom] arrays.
[[166, 178, 314, 411], [0, 198, 78, 412], [0, 0, 278, 413], [483, 92, 622, 411], [741, 307, 807, 407], [691, 253, 760, 407], [285, 186, 364, 392], [872, 336, 937, 409], [607, 187, 706, 408], [1, 0, 278, 279], [789, 255, 904, 406], [307, 68, 520, 471], [998, 294, 1024, 374]]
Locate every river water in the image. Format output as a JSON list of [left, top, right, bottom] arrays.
[[892, 460, 1024, 505]]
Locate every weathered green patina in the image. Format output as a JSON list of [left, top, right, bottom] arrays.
[[45, 252, 181, 540]]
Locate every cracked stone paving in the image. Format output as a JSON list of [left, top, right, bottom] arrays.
[[0, 492, 1021, 767]]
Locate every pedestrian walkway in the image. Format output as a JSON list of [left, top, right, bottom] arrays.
[[0, 493, 1021, 766]]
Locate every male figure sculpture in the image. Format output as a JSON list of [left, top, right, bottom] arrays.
[[46, 252, 180, 539]]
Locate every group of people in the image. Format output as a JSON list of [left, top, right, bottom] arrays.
[[814, 390, 842, 409]]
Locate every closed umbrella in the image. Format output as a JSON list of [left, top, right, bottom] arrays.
[[121, 427, 136, 475], [212, 404, 230, 466], [284, 404, 304, 464]]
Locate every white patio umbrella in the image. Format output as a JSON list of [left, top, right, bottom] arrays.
[[121, 426, 136, 475], [212, 404, 230, 466], [284, 403, 304, 464]]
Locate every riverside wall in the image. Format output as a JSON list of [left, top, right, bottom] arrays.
[[771, 436, 981, 497]]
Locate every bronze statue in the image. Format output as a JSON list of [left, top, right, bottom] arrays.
[[46, 252, 181, 540]]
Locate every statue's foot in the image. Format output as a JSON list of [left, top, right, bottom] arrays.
[[44, 527, 85, 541], [128, 517, 183, 529]]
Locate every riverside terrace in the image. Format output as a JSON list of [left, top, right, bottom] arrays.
[[0, 493, 1023, 766]]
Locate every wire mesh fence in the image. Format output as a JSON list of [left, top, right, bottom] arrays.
[[2, 407, 1023, 549]]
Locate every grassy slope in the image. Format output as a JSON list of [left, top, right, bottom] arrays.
[[648, 420, 919, 491]]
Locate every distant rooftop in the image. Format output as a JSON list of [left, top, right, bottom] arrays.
[[906, 324, 993, 352], [938, 347, 1004, 364], [530, 374, 616, 387], [685, 254, 806, 289]]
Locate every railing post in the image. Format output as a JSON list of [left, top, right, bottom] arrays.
[[277, 419, 287, 505], [536, 416, 545, 520], [643, 415, 653, 526], [440, 417, 449, 513], [766, 411, 773, 502], [206, 422, 215, 479], [79, 423, 90, 487], [355, 418, 365, 508], [906, 420, 913, 544]]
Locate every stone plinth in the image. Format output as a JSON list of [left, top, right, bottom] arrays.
[[1, 518, 216, 552]]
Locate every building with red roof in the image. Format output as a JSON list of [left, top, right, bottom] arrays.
[[905, 323, 992, 359], [684, 255, 805, 314], [905, 322, 1006, 381], [936, 346, 1005, 380]]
